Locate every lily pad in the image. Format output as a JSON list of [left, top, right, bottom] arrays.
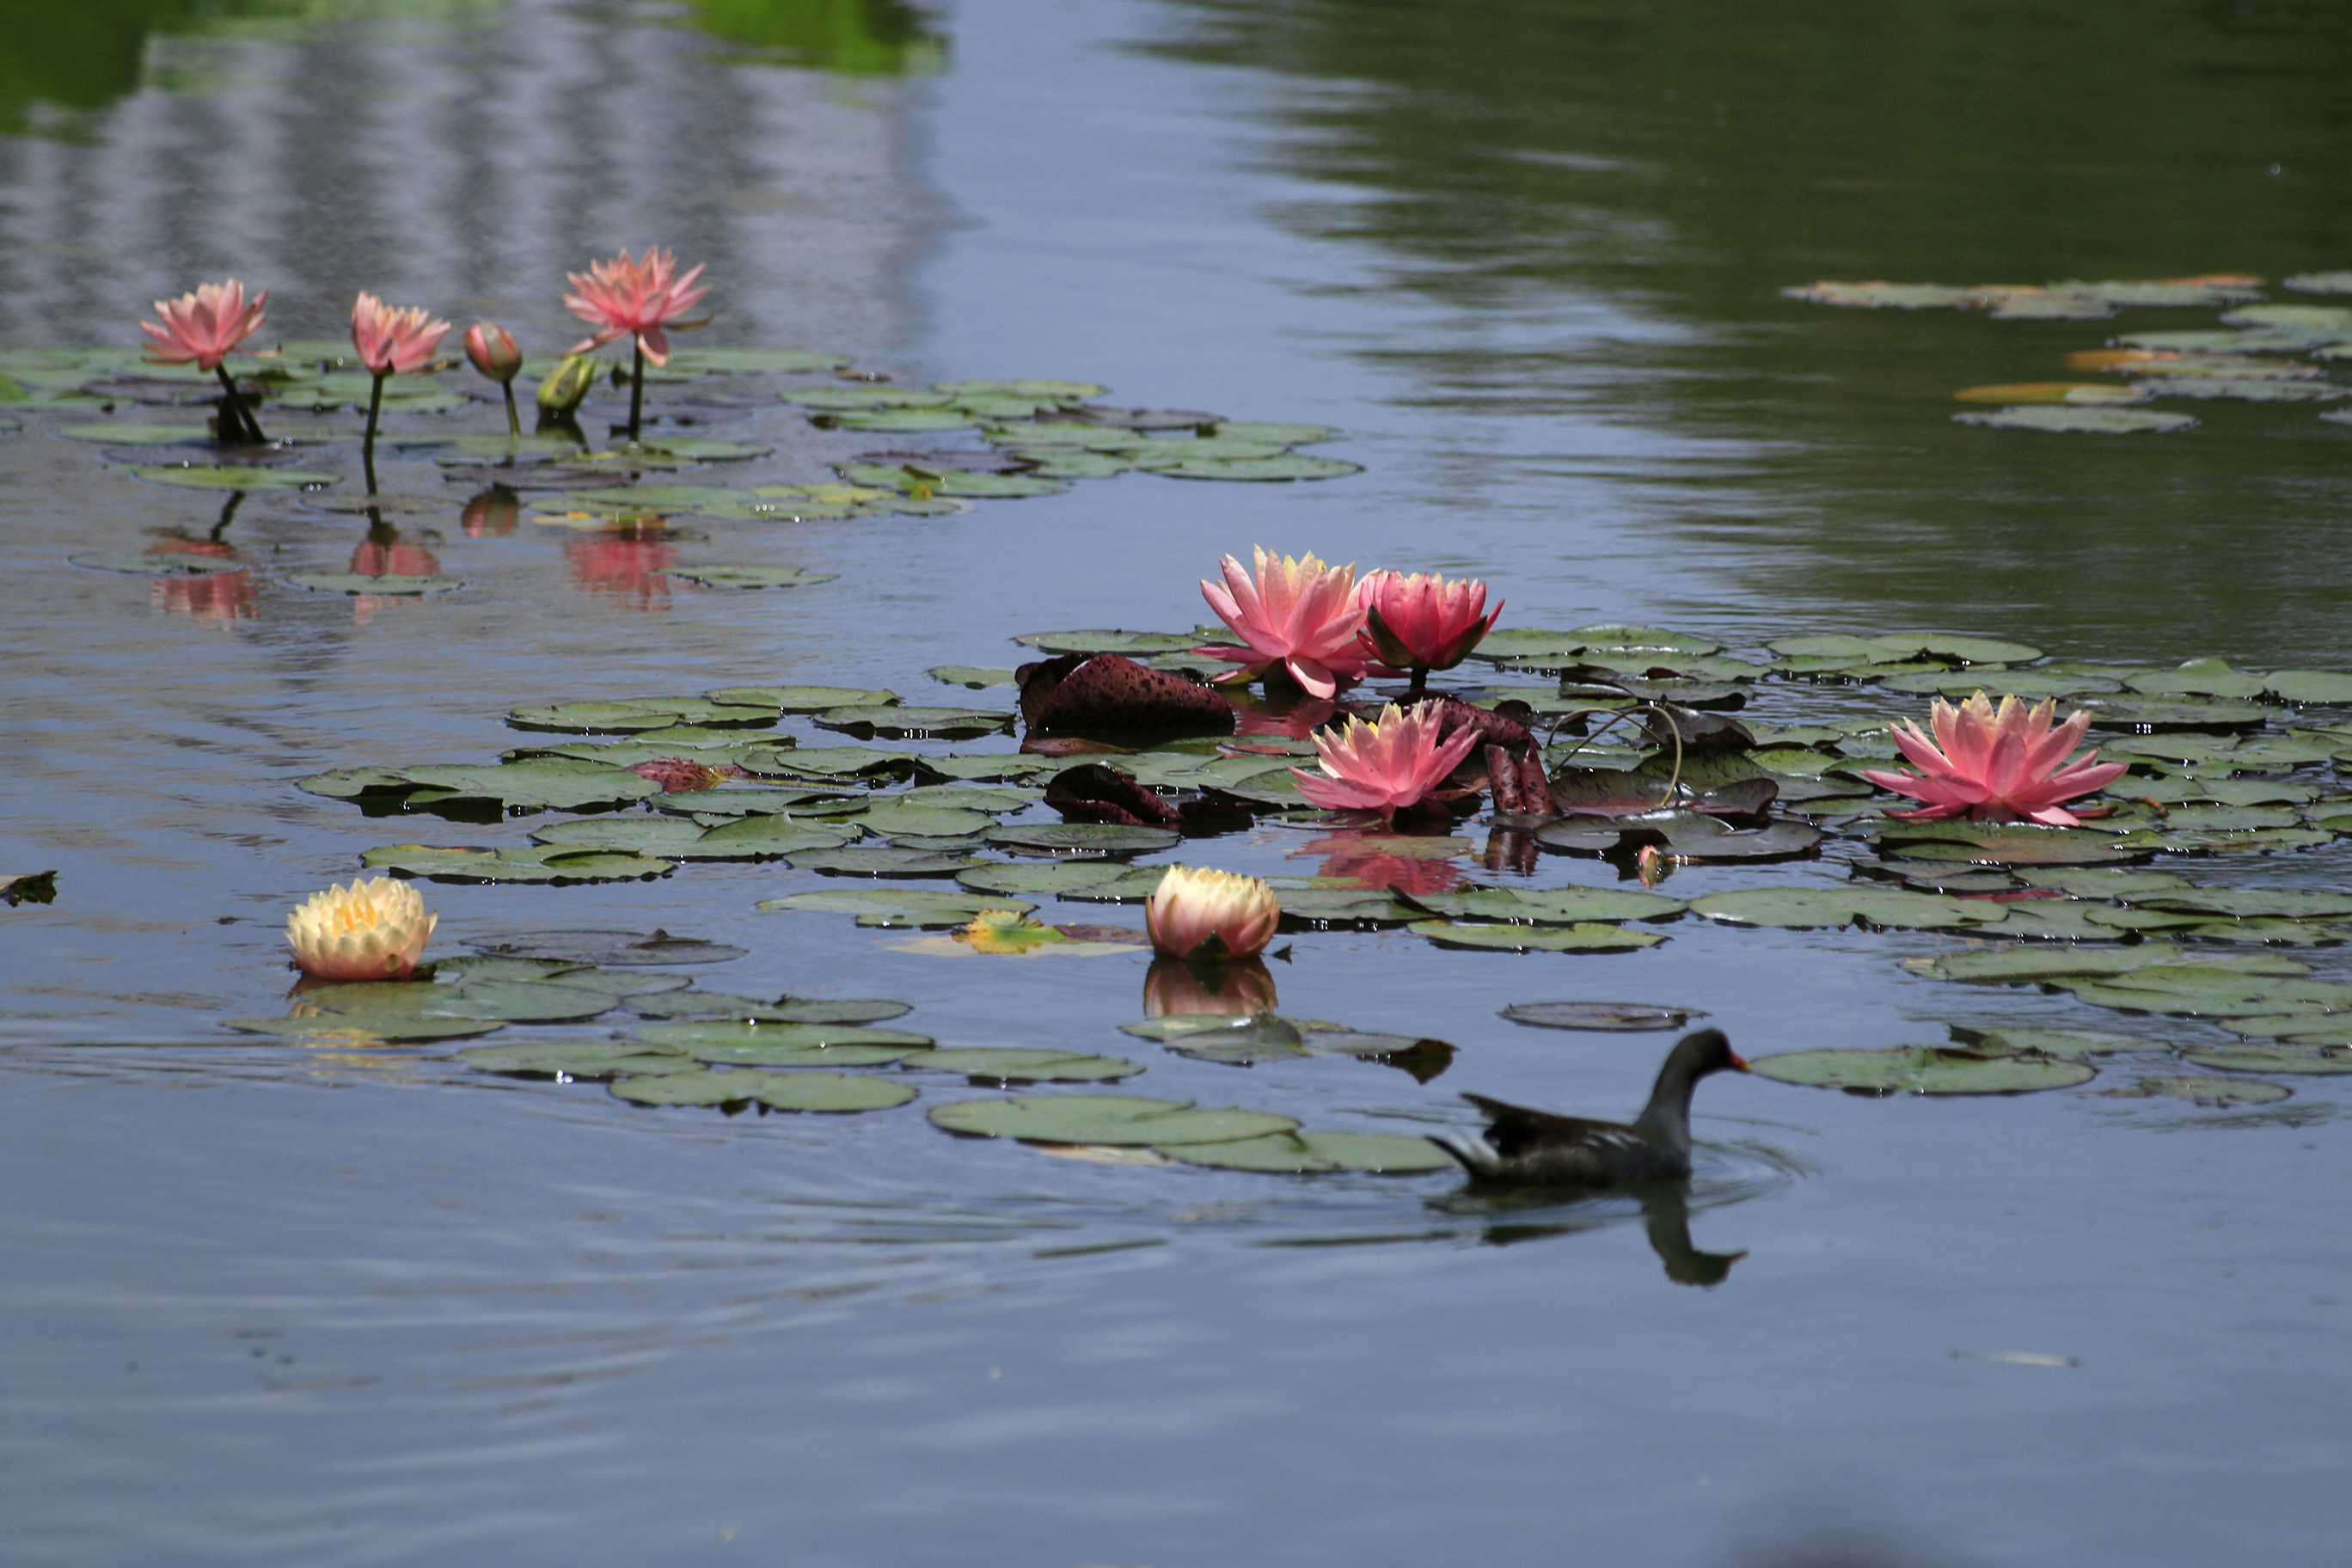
[[1275, 890, 1424, 926], [2179, 1046, 2352, 1075], [928, 1093, 1296, 1146], [757, 889, 1034, 928], [636, 1020, 931, 1052], [1952, 406, 2197, 434], [707, 685, 899, 714], [655, 566, 837, 590], [1148, 454, 1362, 481], [1499, 1001, 1707, 1032], [1752, 1047, 2093, 1095], [676, 819, 858, 861], [929, 666, 1016, 689], [815, 706, 1009, 740], [955, 862, 1167, 900], [1877, 822, 2142, 866], [1409, 920, 1666, 952], [1013, 629, 1204, 657], [387, 760, 666, 812], [288, 573, 462, 596], [125, 463, 343, 489], [900, 1049, 1142, 1083], [1917, 945, 2306, 983], [455, 1042, 698, 1077], [358, 845, 674, 884], [2265, 671, 2352, 704], [2105, 1075, 2289, 1106], [509, 696, 779, 733], [613, 1069, 916, 1111], [1408, 887, 1684, 923], [988, 824, 1180, 855], [1950, 1026, 2152, 1058], [469, 929, 748, 965], [2134, 377, 2347, 402], [1155, 1130, 1453, 1173], [1783, 280, 1981, 309], [59, 422, 215, 443], [789, 847, 977, 877], [2138, 889, 2352, 919], [1689, 887, 2003, 930]]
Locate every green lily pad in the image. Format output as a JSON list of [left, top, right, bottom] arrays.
[[929, 665, 1016, 689], [389, 761, 666, 812], [2017, 867, 2192, 897], [1954, 406, 2197, 434], [1155, 1130, 1453, 1173], [901, 1049, 1142, 1083], [836, 408, 980, 433], [789, 847, 977, 877], [1498, 1001, 1707, 1032], [1275, 890, 1424, 925], [815, 706, 1009, 740], [455, 1042, 697, 1076], [224, 1014, 502, 1043], [637, 1020, 931, 1051], [2079, 699, 2271, 731], [673, 819, 858, 860], [935, 378, 1106, 400], [1148, 454, 1363, 481], [125, 463, 343, 490], [613, 1069, 916, 1111], [1689, 887, 2002, 930], [928, 1093, 1296, 1146], [287, 573, 462, 596], [705, 685, 897, 714], [956, 862, 1167, 899], [1949, 1026, 2152, 1058], [68, 552, 245, 576], [1752, 1047, 2094, 1095], [2180, 1044, 2352, 1074], [850, 801, 1001, 838], [2135, 377, 2348, 402], [1915, 945, 2306, 983], [2104, 1075, 2291, 1106], [2122, 658, 2269, 699], [2138, 889, 2352, 919], [655, 566, 837, 590], [59, 422, 214, 443], [1783, 281, 1981, 309], [1409, 920, 1665, 952], [359, 845, 677, 883], [2264, 671, 2352, 704], [988, 824, 1180, 855], [509, 696, 779, 732], [757, 889, 1034, 928], [2107, 826, 2336, 855], [1012, 629, 1204, 656], [1211, 421, 1335, 445], [1407, 887, 1685, 923], [468, 930, 746, 966], [1877, 823, 2143, 866]]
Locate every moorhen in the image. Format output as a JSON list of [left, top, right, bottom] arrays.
[[1430, 1027, 1750, 1185]]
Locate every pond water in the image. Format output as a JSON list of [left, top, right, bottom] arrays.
[[5, 2, 2351, 1564]]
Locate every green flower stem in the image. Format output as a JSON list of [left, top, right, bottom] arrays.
[[628, 339, 646, 441], [501, 381, 520, 438], [361, 370, 386, 495], [211, 364, 266, 444]]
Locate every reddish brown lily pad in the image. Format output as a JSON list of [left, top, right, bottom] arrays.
[[1019, 653, 1236, 737]]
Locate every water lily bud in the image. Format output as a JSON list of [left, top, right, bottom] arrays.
[[464, 322, 523, 383], [285, 877, 436, 981], [535, 352, 602, 414]]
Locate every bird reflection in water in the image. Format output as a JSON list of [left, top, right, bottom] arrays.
[[1438, 1183, 1748, 1287]]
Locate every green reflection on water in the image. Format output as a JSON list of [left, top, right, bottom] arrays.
[[1158, 0, 2352, 662], [0, 0, 497, 134], [680, 0, 944, 74]]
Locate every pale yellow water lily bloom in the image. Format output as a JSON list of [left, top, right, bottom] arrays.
[[285, 877, 438, 981]]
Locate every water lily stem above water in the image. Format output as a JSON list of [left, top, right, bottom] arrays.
[[361, 371, 385, 494], [211, 364, 267, 444], [628, 340, 646, 441], [502, 383, 520, 438]]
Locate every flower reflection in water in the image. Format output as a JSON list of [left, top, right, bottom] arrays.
[[145, 537, 254, 623], [462, 490, 521, 537], [564, 528, 679, 609], [349, 528, 441, 628], [1297, 831, 1467, 897], [1142, 957, 1279, 1019]]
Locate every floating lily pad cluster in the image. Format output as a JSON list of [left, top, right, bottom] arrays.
[[1782, 274, 2352, 433]]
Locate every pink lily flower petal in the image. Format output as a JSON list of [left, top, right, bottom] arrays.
[[1197, 547, 1373, 696], [1289, 701, 1482, 817], [1865, 691, 2126, 824], [142, 279, 269, 371]]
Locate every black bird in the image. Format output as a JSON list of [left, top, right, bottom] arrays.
[[1431, 1027, 1750, 1185]]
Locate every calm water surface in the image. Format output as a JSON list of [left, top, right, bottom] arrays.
[[3, 2, 2350, 1564]]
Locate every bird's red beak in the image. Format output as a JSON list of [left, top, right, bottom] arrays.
[[1728, 1050, 1751, 1072]]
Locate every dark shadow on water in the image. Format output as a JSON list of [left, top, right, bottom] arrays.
[[1436, 1177, 1749, 1286]]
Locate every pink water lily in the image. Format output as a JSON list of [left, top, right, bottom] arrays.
[[351, 291, 451, 376], [1357, 569, 1503, 683], [1290, 701, 1483, 816], [142, 279, 268, 371], [563, 246, 709, 368], [1860, 692, 2128, 826], [1197, 547, 1372, 699], [1145, 866, 1281, 961]]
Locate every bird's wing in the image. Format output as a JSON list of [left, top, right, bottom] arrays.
[[1459, 1093, 1637, 1159]]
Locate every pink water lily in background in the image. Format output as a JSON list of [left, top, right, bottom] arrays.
[[1290, 701, 1483, 816], [1197, 547, 1372, 699], [563, 246, 710, 367], [1358, 569, 1503, 680], [1144, 866, 1281, 961], [351, 291, 451, 376], [141, 279, 269, 371], [1860, 692, 2128, 826]]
